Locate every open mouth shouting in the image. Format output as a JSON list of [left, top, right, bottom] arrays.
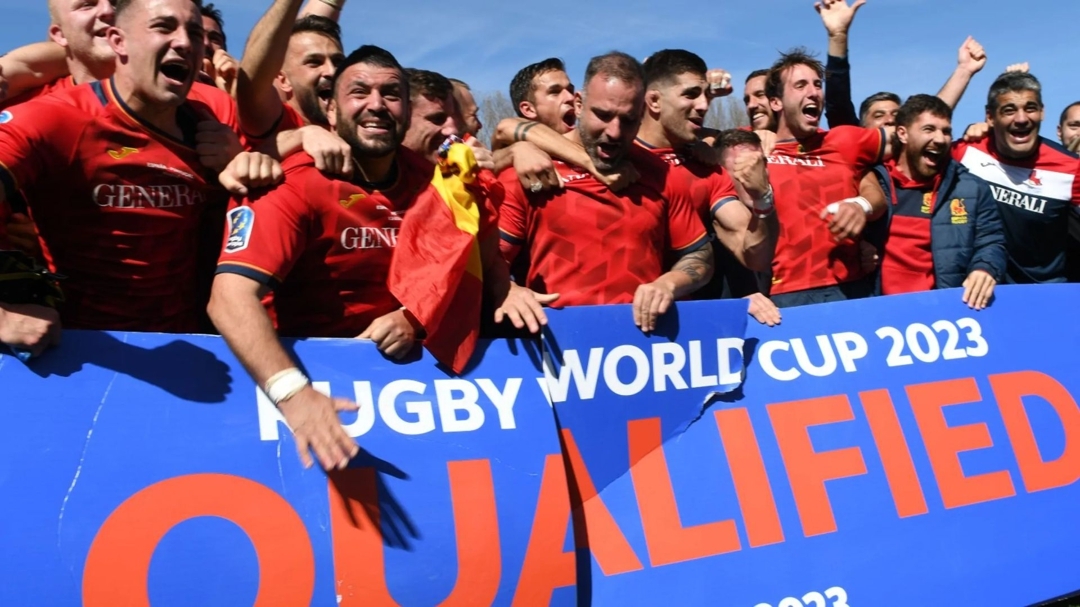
[[160, 57, 193, 89], [801, 101, 821, 125], [1006, 124, 1036, 147], [560, 106, 576, 131]]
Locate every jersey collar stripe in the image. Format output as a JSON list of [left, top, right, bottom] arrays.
[[875, 127, 887, 164], [498, 229, 525, 246], [105, 77, 196, 151], [90, 81, 109, 107]]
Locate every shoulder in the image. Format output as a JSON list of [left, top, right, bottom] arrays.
[[1037, 136, 1080, 171], [186, 82, 237, 119], [0, 83, 97, 129]]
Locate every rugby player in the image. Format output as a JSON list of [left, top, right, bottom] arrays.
[[237, 0, 345, 141], [0, 0, 269, 332], [498, 51, 715, 333], [763, 48, 891, 307], [197, 2, 239, 94], [450, 78, 482, 138], [1059, 102, 1080, 154], [875, 94, 1005, 308], [209, 45, 547, 471]]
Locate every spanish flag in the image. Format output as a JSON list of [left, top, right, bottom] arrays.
[[389, 140, 501, 374]]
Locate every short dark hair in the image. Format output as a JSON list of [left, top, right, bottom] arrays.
[[201, 2, 224, 30], [1061, 101, 1080, 127], [716, 128, 762, 151], [405, 68, 454, 103], [895, 94, 952, 128], [292, 15, 342, 49], [765, 48, 823, 100], [987, 71, 1043, 113], [509, 58, 566, 116], [643, 49, 707, 88], [859, 92, 902, 123], [116, 0, 202, 20], [331, 44, 404, 94], [745, 69, 769, 83], [582, 51, 644, 96]]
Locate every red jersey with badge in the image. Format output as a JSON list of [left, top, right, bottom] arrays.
[[953, 137, 1080, 283], [498, 145, 709, 307], [767, 126, 885, 294], [881, 161, 940, 295], [216, 148, 434, 337], [635, 139, 739, 219], [0, 78, 239, 332], [0, 76, 76, 112]]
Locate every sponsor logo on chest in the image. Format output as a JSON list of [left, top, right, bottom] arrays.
[[767, 154, 826, 168], [92, 183, 205, 209]]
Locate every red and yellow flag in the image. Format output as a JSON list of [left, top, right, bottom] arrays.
[[389, 142, 501, 373]]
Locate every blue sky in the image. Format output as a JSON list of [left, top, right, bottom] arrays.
[[2, 0, 1078, 132]]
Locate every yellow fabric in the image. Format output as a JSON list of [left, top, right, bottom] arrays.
[[431, 143, 483, 280]]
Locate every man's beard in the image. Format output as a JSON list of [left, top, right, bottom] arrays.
[[296, 86, 329, 127], [336, 111, 403, 160], [579, 125, 625, 173]]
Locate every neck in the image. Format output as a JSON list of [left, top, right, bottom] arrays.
[[67, 57, 113, 85], [776, 120, 802, 141], [354, 152, 396, 184], [111, 72, 181, 137], [637, 118, 674, 149]]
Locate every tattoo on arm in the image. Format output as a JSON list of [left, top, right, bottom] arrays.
[[673, 244, 714, 284], [513, 120, 538, 143]]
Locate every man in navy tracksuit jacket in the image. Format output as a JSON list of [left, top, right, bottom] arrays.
[[868, 94, 1006, 309]]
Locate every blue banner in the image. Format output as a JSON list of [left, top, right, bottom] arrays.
[[546, 285, 1080, 607], [1, 285, 1079, 606]]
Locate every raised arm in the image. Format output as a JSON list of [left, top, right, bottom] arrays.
[[237, 0, 306, 137], [937, 36, 987, 109], [816, 0, 865, 127]]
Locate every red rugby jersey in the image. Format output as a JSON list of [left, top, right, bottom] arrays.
[[498, 145, 709, 307], [953, 137, 1080, 283], [635, 139, 739, 220], [0, 76, 76, 112], [0, 78, 239, 332], [216, 148, 436, 338], [766, 126, 885, 295], [244, 102, 306, 144]]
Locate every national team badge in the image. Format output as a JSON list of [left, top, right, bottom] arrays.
[[950, 198, 968, 225], [1026, 169, 1043, 187], [225, 206, 255, 253], [921, 192, 933, 215], [0, 110, 12, 125]]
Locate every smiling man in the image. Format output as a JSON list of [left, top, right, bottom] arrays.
[[210, 45, 543, 471], [0, 0, 247, 332], [763, 48, 890, 308], [876, 95, 1005, 308], [953, 72, 1080, 284]]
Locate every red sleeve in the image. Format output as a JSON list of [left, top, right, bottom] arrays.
[[665, 181, 711, 254], [708, 170, 740, 216], [497, 168, 529, 258], [832, 125, 886, 170], [244, 103, 305, 145], [0, 97, 82, 199], [215, 173, 310, 287]]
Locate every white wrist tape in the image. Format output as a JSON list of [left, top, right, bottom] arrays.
[[825, 196, 873, 216], [265, 368, 310, 405]]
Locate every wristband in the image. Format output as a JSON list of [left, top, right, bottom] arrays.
[[825, 196, 873, 217], [265, 367, 310, 405], [753, 186, 775, 216]]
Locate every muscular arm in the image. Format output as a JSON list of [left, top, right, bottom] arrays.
[[207, 273, 297, 386], [237, 0, 305, 137], [493, 117, 592, 168], [714, 203, 777, 273], [0, 42, 68, 102], [663, 244, 715, 298]]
